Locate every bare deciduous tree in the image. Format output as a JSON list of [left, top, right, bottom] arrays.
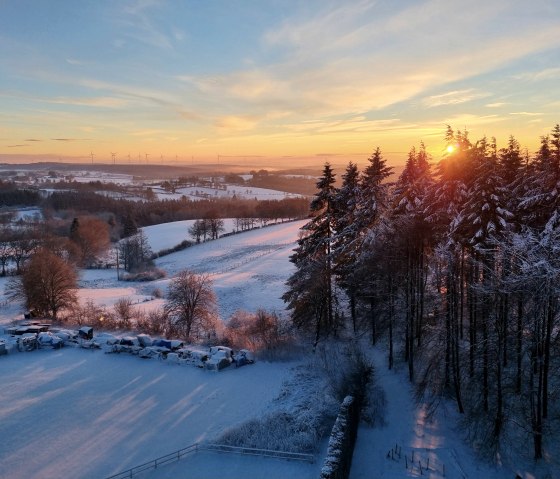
[[113, 297, 135, 329], [164, 269, 217, 341], [7, 248, 78, 320]]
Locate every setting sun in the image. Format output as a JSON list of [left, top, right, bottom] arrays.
[[446, 145, 456, 154]]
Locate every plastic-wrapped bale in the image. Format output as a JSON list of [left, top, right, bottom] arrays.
[[78, 326, 93, 340], [37, 332, 64, 349]]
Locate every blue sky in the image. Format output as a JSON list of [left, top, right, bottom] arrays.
[[1, 0, 560, 166]]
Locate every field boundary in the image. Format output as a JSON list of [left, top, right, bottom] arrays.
[[104, 442, 314, 479]]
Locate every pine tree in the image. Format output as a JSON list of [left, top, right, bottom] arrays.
[[391, 143, 434, 381], [353, 148, 393, 345], [521, 126, 560, 229], [357, 148, 393, 228], [122, 212, 138, 238], [283, 163, 338, 345], [332, 162, 361, 331], [452, 138, 512, 248]]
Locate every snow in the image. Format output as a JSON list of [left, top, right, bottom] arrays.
[[55, 171, 135, 185], [148, 221, 303, 317], [74, 221, 304, 320], [1, 216, 552, 479], [0, 348, 297, 479], [11, 207, 43, 221], [135, 448, 322, 479], [0, 219, 325, 479], [141, 218, 237, 252], [154, 185, 302, 201], [350, 346, 530, 479]]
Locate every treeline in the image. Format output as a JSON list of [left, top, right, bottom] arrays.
[[284, 125, 560, 462], [0, 181, 309, 278], [0, 181, 41, 207], [246, 171, 318, 196], [43, 192, 309, 228]]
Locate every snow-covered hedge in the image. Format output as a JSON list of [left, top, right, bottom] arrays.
[[320, 395, 361, 479], [216, 363, 340, 453]]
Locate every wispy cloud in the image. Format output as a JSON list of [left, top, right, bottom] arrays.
[[65, 58, 86, 66], [513, 67, 560, 81], [51, 138, 91, 142], [187, 0, 560, 123], [422, 89, 490, 108], [215, 116, 258, 132], [509, 111, 542, 116], [439, 113, 505, 128], [47, 96, 129, 108], [117, 0, 174, 50], [2, 0, 559, 158]]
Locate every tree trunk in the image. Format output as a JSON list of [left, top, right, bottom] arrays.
[[388, 276, 394, 370], [502, 293, 509, 367], [445, 268, 452, 390], [459, 246, 465, 340], [530, 313, 543, 459], [482, 294, 489, 413], [516, 295, 523, 394], [370, 297, 376, 346], [543, 295, 554, 419], [494, 327, 503, 438], [468, 261, 477, 378], [350, 293, 357, 334]]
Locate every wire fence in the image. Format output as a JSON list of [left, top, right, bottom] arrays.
[[208, 242, 293, 276], [104, 442, 314, 479]]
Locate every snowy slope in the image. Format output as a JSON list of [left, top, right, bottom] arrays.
[[75, 220, 305, 320]]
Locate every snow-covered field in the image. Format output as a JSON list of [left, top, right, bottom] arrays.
[[0, 219, 554, 479], [142, 218, 262, 253], [0, 348, 300, 479], [154, 185, 302, 201], [0, 221, 316, 479], [77, 220, 303, 319], [69, 172, 134, 185]]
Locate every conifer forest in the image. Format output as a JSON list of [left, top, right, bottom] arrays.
[[284, 124, 560, 460]]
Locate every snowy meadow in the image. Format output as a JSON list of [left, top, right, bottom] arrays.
[[0, 218, 557, 479]]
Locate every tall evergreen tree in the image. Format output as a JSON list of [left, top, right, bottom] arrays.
[[391, 143, 434, 381], [332, 162, 361, 331], [353, 148, 393, 345], [283, 163, 338, 345]]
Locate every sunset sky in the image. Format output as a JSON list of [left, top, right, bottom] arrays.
[[1, 0, 559, 167]]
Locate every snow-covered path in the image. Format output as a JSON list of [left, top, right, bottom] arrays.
[[350, 347, 513, 479]]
